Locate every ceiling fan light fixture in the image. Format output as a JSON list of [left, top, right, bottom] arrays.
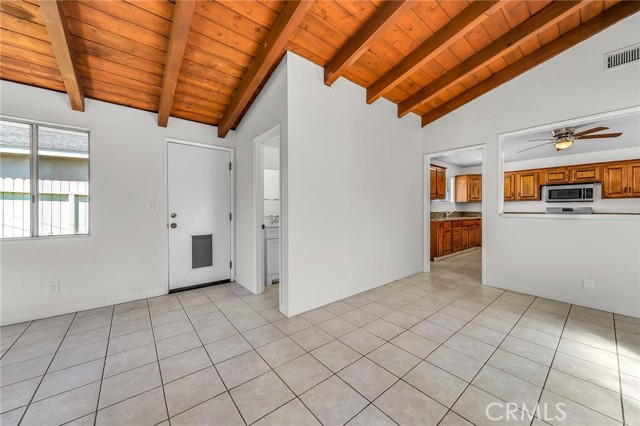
[[554, 137, 574, 150]]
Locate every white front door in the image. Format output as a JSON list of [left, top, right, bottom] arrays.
[[168, 142, 231, 290]]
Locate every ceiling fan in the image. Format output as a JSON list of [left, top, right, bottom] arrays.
[[517, 126, 623, 153]]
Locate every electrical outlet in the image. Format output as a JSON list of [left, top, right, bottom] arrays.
[[47, 281, 60, 295], [583, 278, 595, 290], [145, 201, 154, 210]]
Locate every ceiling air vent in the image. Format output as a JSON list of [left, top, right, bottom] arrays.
[[604, 44, 639, 71]]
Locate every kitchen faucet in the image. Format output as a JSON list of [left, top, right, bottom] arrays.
[[445, 210, 454, 217]]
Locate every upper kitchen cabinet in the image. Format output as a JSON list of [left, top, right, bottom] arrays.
[[504, 173, 516, 201], [516, 171, 540, 201], [570, 164, 601, 183], [543, 168, 570, 185], [430, 165, 446, 200], [455, 175, 481, 202], [603, 160, 640, 198]]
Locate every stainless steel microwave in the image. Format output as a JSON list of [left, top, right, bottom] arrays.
[[545, 184, 594, 202]]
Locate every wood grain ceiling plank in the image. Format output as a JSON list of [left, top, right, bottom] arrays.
[[0, 11, 50, 42], [170, 109, 220, 126], [0, 1, 45, 25], [75, 0, 171, 37], [366, 1, 505, 104], [0, 28, 55, 57], [174, 79, 233, 105], [421, 0, 640, 127], [399, 0, 584, 117], [190, 12, 261, 57], [308, 1, 363, 35], [66, 17, 166, 65], [83, 88, 158, 112], [158, 0, 195, 127], [218, 0, 312, 138], [75, 54, 162, 87], [183, 43, 248, 79], [299, 8, 350, 49], [197, 1, 270, 45], [0, 55, 62, 82], [82, 78, 159, 106], [1, 67, 66, 92], [72, 38, 164, 77], [289, 26, 336, 62], [186, 30, 253, 70], [0, 42, 58, 68], [324, 0, 415, 86], [216, 0, 279, 28], [285, 40, 329, 66], [38, 0, 84, 110], [63, 1, 168, 52], [76, 64, 160, 96], [180, 60, 241, 91], [123, 0, 173, 21]]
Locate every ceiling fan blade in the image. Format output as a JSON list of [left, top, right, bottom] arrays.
[[576, 132, 623, 139], [573, 126, 609, 137], [527, 138, 555, 142], [516, 141, 555, 153]]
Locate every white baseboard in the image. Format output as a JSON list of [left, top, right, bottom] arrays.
[[286, 269, 421, 317], [1, 288, 169, 326], [486, 281, 640, 318]]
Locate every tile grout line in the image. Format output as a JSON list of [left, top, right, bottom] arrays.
[[434, 292, 538, 426], [92, 305, 115, 426], [144, 298, 172, 425], [176, 288, 253, 426], [16, 312, 78, 426], [613, 313, 626, 426], [0, 321, 34, 361]]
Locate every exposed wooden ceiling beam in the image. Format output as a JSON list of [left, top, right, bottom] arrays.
[[421, 1, 640, 127], [217, 0, 312, 138], [324, 0, 415, 86], [39, 0, 84, 111], [158, 0, 196, 127], [366, 0, 506, 105], [399, 0, 584, 117]]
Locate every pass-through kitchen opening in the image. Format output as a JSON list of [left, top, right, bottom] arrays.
[[428, 147, 483, 284]]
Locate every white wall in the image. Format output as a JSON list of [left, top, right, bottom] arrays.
[[233, 57, 288, 303], [285, 52, 423, 316], [504, 147, 640, 213], [0, 80, 237, 325], [422, 13, 640, 316], [429, 158, 482, 213]]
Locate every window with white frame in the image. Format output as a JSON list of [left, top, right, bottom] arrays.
[[445, 177, 454, 202], [0, 119, 89, 238]]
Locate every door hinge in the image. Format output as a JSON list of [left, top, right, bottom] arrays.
[[230, 261, 233, 269], [229, 213, 232, 221], [229, 162, 232, 171]]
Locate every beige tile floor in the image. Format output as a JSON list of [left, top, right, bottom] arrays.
[[1, 250, 639, 426]]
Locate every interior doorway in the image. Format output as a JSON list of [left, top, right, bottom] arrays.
[[254, 126, 282, 309], [167, 140, 234, 291], [424, 145, 486, 285]]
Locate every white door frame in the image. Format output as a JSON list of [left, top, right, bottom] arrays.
[[423, 143, 487, 285], [164, 138, 235, 292], [253, 124, 282, 305]]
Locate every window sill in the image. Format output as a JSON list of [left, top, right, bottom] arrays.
[[1, 234, 90, 242]]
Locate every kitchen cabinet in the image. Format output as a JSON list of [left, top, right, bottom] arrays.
[[570, 164, 600, 183], [543, 168, 570, 185], [515, 171, 540, 201], [603, 160, 640, 198], [430, 165, 447, 200], [504, 173, 516, 201], [430, 219, 481, 260], [455, 175, 482, 202]]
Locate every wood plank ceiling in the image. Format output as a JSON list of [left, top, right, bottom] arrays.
[[1, 0, 638, 138]]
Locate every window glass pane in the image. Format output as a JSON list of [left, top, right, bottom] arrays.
[[0, 120, 31, 238], [37, 126, 89, 236]]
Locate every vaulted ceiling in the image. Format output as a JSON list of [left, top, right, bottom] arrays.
[[1, 0, 638, 138]]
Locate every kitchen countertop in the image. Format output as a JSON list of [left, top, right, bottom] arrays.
[[431, 216, 482, 222]]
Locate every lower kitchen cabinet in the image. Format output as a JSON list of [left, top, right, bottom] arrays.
[[430, 219, 481, 261]]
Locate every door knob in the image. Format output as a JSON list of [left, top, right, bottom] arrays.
[[171, 213, 177, 218], [170, 223, 177, 229]]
